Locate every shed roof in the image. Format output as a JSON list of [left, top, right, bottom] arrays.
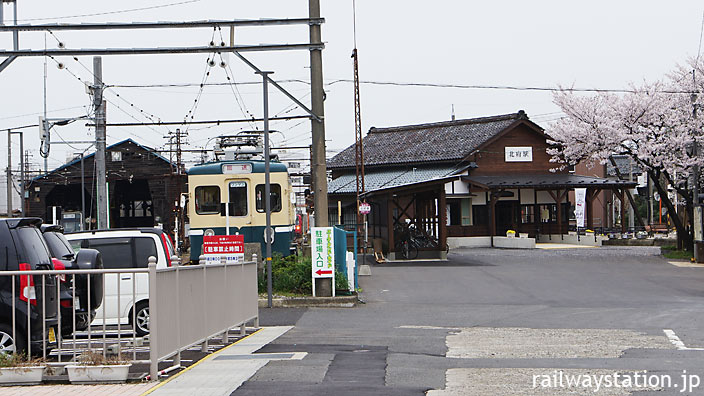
[[328, 111, 538, 169], [33, 138, 172, 182], [328, 165, 466, 195]]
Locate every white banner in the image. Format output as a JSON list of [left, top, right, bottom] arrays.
[[575, 188, 586, 228], [311, 227, 334, 279]]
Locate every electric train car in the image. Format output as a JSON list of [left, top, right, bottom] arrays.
[[187, 160, 296, 263]]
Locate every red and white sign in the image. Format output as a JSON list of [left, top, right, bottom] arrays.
[[359, 202, 371, 215], [203, 234, 245, 264]]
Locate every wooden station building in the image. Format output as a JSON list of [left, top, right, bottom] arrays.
[[327, 111, 636, 258], [26, 139, 185, 233]]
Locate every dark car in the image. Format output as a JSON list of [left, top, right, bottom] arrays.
[[0, 218, 59, 354], [41, 224, 103, 337]]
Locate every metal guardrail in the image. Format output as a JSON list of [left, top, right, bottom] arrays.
[[149, 256, 259, 380], [0, 256, 259, 382]]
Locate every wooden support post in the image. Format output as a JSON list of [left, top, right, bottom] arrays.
[[620, 188, 627, 233], [387, 194, 395, 251], [489, 191, 498, 247], [556, 189, 562, 237], [586, 188, 594, 231], [534, 189, 539, 237], [439, 187, 447, 251]]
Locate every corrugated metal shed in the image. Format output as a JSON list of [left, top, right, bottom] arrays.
[[328, 165, 465, 195]]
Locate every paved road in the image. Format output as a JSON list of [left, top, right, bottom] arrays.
[[233, 246, 704, 395]]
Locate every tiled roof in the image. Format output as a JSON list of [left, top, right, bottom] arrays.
[[328, 111, 532, 169], [606, 155, 642, 177], [328, 165, 466, 195]]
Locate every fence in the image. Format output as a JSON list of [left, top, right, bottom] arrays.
[[149, 257, 259, 379], [0, 257, 258, 382]]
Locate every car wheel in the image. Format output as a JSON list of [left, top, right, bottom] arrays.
[[0, 324, 24, 354], [130, 302, 150, 336]]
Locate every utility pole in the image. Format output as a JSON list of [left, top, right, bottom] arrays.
[[309, 0, 328, 227], [17, 130, 23, 217], [257, 71, 274, 308], [6, 129, 11, 217], [693, 85, 702, 261], [93, 56, 108, 229]]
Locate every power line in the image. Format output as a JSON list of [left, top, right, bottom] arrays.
[[87, 114, 310, 127], [110, 78, 699, 94], [15, 0, 203, 22]]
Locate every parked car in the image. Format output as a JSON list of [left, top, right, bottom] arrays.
[[41, 224, 103, 337], [65, 228, 175, 336], [0, 218, 59, 354]]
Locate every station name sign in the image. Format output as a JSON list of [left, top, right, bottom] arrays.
[[505, 146, 533, 162]]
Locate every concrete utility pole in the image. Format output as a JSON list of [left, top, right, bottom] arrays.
[[6, 130, 11, 217], [257, 71, 274, 309], [93, 57, 108, 229], [309, 0, 328, 227]]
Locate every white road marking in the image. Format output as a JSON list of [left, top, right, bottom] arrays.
[[668, 261, 704, 268], [663, 329, 704, 350], [397, 325, 460, 330]]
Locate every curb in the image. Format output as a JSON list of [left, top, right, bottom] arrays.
[[258, 295, 358, 308]]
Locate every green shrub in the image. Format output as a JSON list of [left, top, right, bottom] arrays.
[[258, 254, 351, 295], [258, 254, 312, 295]]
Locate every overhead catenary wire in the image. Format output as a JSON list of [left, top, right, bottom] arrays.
[[112, 79, 701, 94], [15, 0, 202, 22]]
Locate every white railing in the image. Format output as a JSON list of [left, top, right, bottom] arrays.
[[148, 256, 259, 380], [0, 257, 259, 382]]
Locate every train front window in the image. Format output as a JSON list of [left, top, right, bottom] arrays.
[[195, 186, 220, 214], [229, 181, 248, 216], [256, 184, 282, 213]]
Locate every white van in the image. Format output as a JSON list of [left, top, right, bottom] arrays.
[[66, 228, 174, 335]]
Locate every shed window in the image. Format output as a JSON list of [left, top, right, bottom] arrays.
[[256, 184, 282, 213], [229, 181, 248, 216], [195, 186, 220, 214]]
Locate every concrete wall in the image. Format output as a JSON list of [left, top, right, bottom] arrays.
[[448, 236, 536, 249], [537, 234, 606, 246]]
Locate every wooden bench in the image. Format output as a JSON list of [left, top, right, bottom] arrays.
[[646, 224, 669, 233]]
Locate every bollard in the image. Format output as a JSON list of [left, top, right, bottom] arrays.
[[199, 255, 206, 266]]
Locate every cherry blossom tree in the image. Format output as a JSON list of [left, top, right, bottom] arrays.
[[547, 59, 704, 250]]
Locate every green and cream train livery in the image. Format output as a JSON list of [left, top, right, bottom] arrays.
[[187, 160, 296, 263]]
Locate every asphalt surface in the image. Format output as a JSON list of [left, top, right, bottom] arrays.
[[234, 246, 704, 395]]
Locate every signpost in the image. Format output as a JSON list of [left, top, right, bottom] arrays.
[[311, 226, 334, 296], [359, 202, 371, 215], [202, 234, 245, 264]]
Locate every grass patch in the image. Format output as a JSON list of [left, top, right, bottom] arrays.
[[661, 246, 693, 260]]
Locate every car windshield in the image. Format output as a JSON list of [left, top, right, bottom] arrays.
[[43, 231, 75, 259]]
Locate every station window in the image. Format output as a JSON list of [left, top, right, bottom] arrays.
[[521, 205, 535, 224], [229, 181, 248, 216], [195, 186, 220, 214], [256, 184, 282, 213]]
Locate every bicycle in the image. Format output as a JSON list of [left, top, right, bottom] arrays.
[[394, 222, 419, 260]]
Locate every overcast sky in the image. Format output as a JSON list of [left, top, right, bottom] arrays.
[[0, 0, 703, 177]]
